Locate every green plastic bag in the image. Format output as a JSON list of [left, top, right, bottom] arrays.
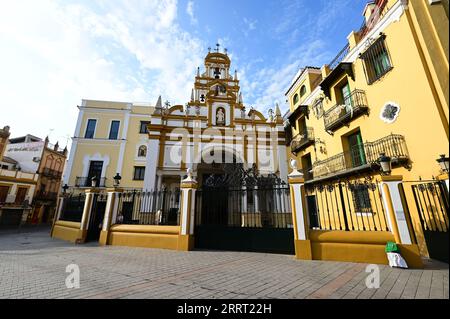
[[385, 241, 399, 253]]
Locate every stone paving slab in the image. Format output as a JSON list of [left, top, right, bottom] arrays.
[[0, 228, 448, 299]]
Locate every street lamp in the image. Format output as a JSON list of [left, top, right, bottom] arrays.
[[62, 184, 69, 194], [378, 153, 392, 176], [437, 154, 449, 173], [91, 176, 98, 188], [113, 173, 122, 187]]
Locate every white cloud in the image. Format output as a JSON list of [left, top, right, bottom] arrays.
[[186, 0, 198, 25], [243, 18, 257, 36], [0, 0, 205, 147], [239, 40, 330, 115]]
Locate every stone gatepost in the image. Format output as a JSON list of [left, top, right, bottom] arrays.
[[178, 169, 197, 251], [50, 195, 65, 237], [99, 188, 123, 246], [288, 161, 312, 260], [379, 175, 423, 268]]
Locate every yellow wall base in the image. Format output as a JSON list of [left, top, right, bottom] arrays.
[[107, 225, 180, 250], [294, 240, 312, 260], [398, 244, 424, 269], [304, 231, 424, 268], [99, 230, 108, 246], [177, 235, 195, 251], [311, 241, 389, 265], [51, 221, 82, 243]]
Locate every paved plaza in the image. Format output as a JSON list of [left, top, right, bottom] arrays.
[[0, 228, 448, 299]]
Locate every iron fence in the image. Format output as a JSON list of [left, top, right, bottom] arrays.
[[195, 185, 292, 229], [59, 193, 86, 222], [411, 181, 449, 233], [115, 189, 181, 226], [305, 178, 389, 232]]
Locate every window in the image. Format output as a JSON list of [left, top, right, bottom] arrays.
[[293, 94, 299, 105], [360, 35, 392, 84], [351, 185, 372, 214], [133, 166, 146, 180], [347, 131, 367, 168], [109, 121, 120, 140], [300, 85, 307, 98], [139, 121, 150, 134], [84, 119, 97, 139], [87, 161, 103, 187], [0, 186, 9, 203], [138, 145, 147, 157], [15, 187, 28, 204]]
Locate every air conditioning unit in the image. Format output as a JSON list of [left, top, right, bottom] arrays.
[[32, 157, 41, 163]]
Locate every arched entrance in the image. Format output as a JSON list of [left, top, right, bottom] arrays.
[[193, 149, 295, 254]]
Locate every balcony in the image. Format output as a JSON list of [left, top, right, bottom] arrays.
[[311, 134, 409, 181], [35, 191, 58, 201], [290, 128, 315, 154], [323, 89, 369, 132], [75, 177, 107, 188], [41, 168, 62, 179]]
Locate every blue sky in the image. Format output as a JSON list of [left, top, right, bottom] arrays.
[[0, 0, 368, 147]]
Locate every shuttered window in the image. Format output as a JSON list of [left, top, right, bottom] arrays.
[[360, 34, 392, 85]]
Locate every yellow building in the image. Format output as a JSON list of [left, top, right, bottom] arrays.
[[286, 0, 448, 263], [62, 101, 156, 191]]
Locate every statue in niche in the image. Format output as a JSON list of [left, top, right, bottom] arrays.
[[216, 108, 225, 126]]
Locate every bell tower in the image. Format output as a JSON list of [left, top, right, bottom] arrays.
[[188, 45, 243, 127]]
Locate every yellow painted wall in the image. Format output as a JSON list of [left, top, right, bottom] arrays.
[[107, 225, 180, 250], [51, 221, 82, 243], [69, 101, 154, 189]]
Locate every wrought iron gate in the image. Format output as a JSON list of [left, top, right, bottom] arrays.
[[194, 164, 294, 254], [411, 181, 449, 263], [86, 193, 107, 242]]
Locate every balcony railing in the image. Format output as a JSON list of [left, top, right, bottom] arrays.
[[42, 168, 62, 179], [75, 177, 107, 188], [35, 191, 58, 201], [302, 167, 314, 181], [290, 128, 315, 153], [323, 89, 369, 132], [312, 134, 409, 180], [329, 44, 350, 70]]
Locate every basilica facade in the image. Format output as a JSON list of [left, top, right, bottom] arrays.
[[63, 48, 288, 193]]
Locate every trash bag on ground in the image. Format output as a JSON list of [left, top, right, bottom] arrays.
[[385, 241, 408, 269]]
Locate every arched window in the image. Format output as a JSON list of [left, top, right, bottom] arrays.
[[138, 145, 147, 157], [300, 85, 307, 97], [293, 94, 299, 105], [54, 159, 62, 173], [45, 155, 54, 169]]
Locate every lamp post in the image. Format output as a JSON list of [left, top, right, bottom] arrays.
[[436, 154, 449, 174], [113, 173, 122, 188], [62, 184, 69, 194], [378, 153, 392, 176], [91, 176, 98, 188]]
